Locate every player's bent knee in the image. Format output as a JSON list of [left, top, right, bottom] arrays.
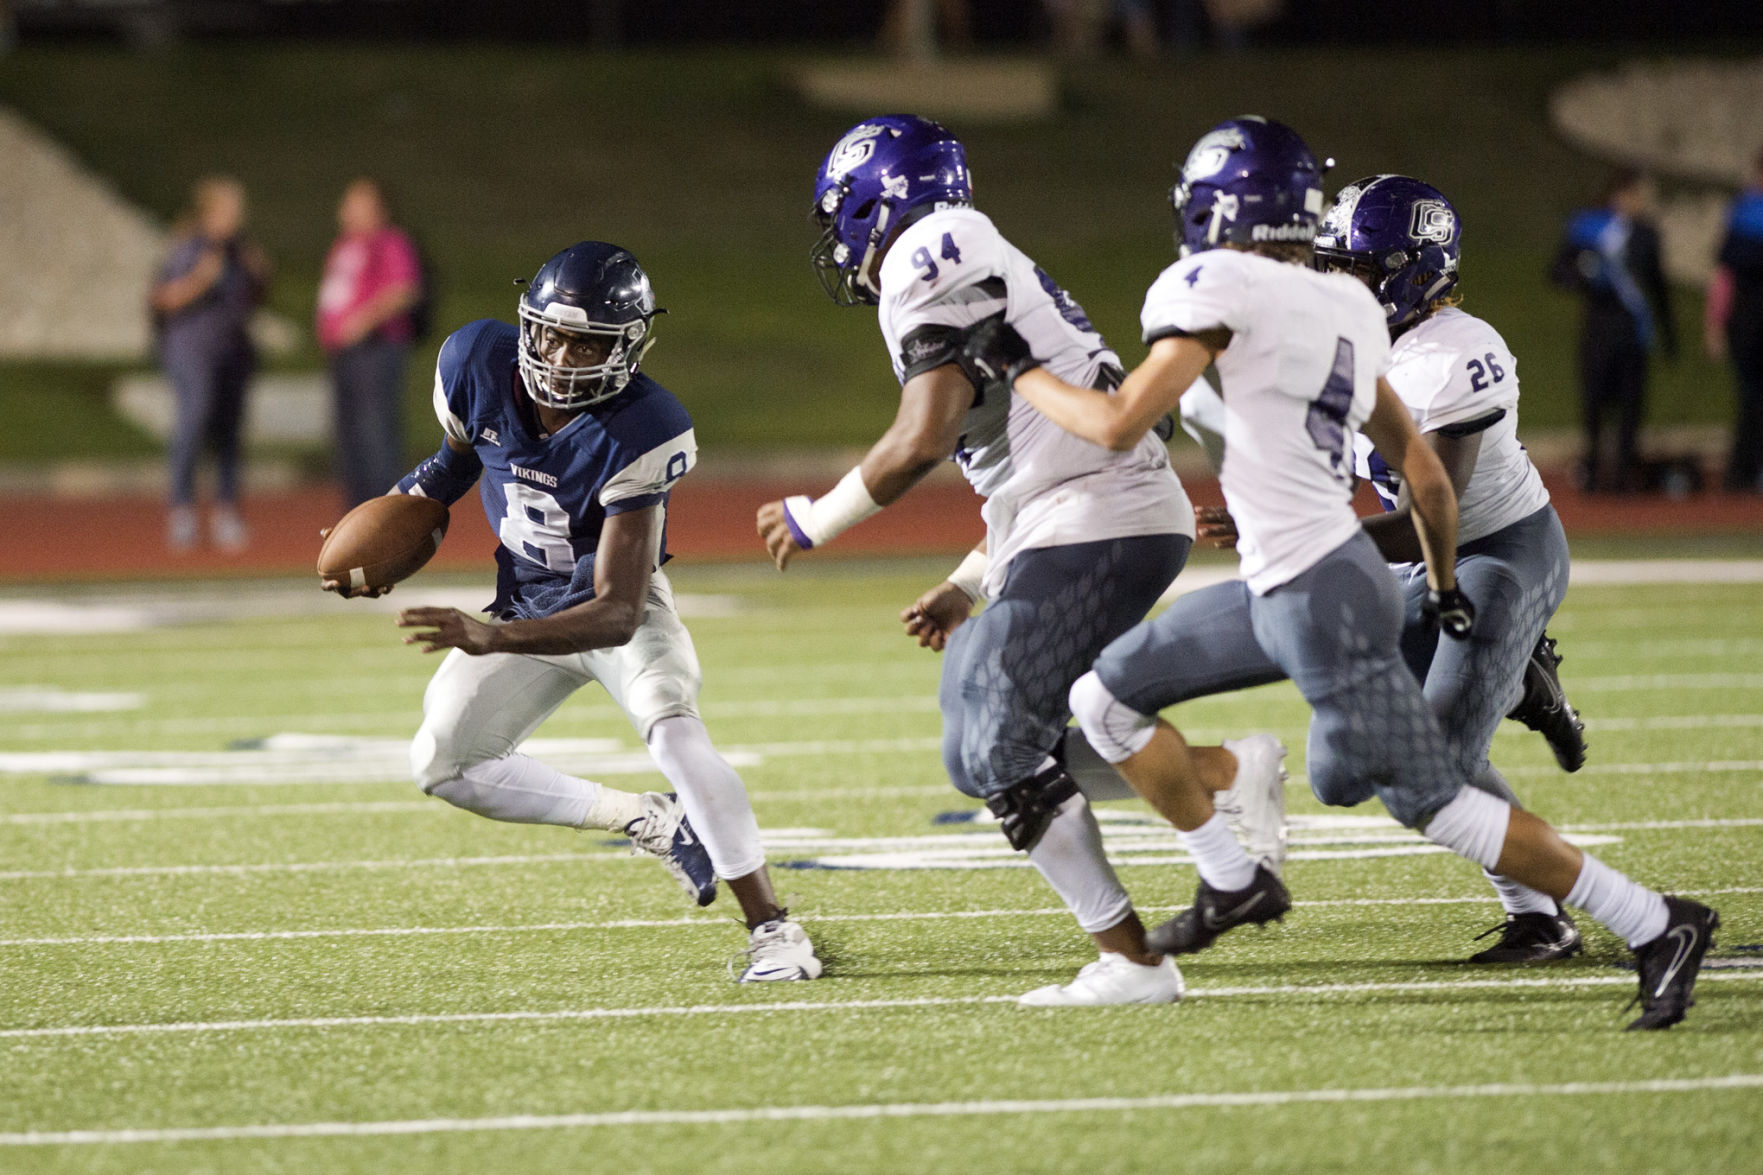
[[409, 725, 477, 794], [984, 764, 1080, 851], [1068, 671, 1155, 764]]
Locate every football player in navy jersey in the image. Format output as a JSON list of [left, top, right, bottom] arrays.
[[756, 115, 1288, 1007], [325, 242, 820, 982]]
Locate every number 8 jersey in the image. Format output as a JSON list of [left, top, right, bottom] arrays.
[[878, 206, 1191, 597], [431, 319, 696, 619], [1140, 248, 1390, 595]]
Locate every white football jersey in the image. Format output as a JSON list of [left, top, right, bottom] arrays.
[[1142, 248, 1390, 594], [1351, 307, 1550, 546], [878, 207, 1191, 595]]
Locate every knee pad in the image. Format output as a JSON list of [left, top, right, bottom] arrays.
[[1068, 671, 1155, 764], [984, 764, 1080, 852]]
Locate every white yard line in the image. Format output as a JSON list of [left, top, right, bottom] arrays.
[[6, 885, 1760, 948], [5, 1074, 1761, 1146], [3, 972, 1761, 1043]]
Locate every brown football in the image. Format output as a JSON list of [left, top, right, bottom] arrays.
[[317, 494, 450, 593]]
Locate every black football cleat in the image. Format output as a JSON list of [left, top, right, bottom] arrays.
[[1626, 897, 1720, 1031], [1506, 634, 1587, 773], [1467, 910, 1583, 964], [1147, 864, 1291, 956]]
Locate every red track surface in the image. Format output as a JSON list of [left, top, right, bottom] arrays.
[[4, 470, 1761, 583]]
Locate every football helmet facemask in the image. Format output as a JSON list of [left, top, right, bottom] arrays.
[[810, 114, 972, 307], [517, 241, 658, 411], [1313, 174, 1462, 330]]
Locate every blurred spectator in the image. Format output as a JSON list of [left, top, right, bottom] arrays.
[[882, 0, 971, 57], [316, 178, 422, 508], [1550, 168, 1677, 493], [1706, 149, 1763, 493], [149, 175, 268, 551]]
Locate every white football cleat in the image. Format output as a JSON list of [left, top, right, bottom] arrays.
[[738, 917, 823, 982], [1214, 734, 1288, 875], [1017, 952, 1184, 1007]]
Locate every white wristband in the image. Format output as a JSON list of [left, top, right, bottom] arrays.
[[781, 467, 882, 549], [946, 548, 989, 603]]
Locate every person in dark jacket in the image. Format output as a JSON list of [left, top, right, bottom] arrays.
[[1706, 150, 1763, 493], [1550, 169, 1677, 493], [149, 175, 270, 550]]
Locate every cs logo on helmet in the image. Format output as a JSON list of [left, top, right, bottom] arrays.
[[828, 124, 887, 179], [1409, 200, 1455, 243], [1183, 127, 1248, 182]]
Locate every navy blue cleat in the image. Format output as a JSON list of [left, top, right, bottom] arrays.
[[625, 792, 717, 907]]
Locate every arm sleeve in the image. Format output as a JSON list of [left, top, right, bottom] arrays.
[[380, 230, 421, 288], [431, 328, 478, 446], [394, 441, 482, 504]]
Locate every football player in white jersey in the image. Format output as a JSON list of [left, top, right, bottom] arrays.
[[1313, 174, 1587, 962], [757, 114, 1287, 1007], [966, 117, 1717, 1029]]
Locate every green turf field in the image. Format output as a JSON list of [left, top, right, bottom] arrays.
[[2, 559, 1761, 1172], [0, 42, 1751, 465]]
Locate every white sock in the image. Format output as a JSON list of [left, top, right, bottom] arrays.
[[1178, 812, 1258, 891], [428, 753, 606, 828], [1421, 786, 1510, 870], [1026, 795, 1133, 934], [646, 715, 767, 880], [1565, 853, 1670, 948], [582, 786, 645, 832], [1484, 868, 1558, 917]]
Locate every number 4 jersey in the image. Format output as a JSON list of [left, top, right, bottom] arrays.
[[1140, 248, 1390, 595], [431, 319, 696, 619], [877, 207, 1191, 597], [1351, 307, 1549, 547]]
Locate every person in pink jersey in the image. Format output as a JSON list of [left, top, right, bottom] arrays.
[[317, 177, 424, 506]]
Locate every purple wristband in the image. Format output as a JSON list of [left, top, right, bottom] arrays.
[[782, 499, 815, 550]]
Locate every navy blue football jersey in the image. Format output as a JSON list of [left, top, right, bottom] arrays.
[[432, 320, 697, 619]]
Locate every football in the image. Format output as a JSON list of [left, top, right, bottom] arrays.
[[316, 494, 450, 593]]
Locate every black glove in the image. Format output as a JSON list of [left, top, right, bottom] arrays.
[[1424, 587, 1476, 640], [960, 313, 1041, 386]]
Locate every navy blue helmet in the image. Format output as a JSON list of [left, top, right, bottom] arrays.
[[810, 114, 972, 306], [1314, 174, 1462, 330], [1170, 116, 1326, 257], [516, 241, 658, 410]]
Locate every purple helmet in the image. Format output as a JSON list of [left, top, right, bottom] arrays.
[[1314, 174, 1461, 330], [810, 114, 972, 306], [1170, 116, 1326, 257]]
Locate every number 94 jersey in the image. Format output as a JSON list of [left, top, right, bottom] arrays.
[[877, 207, 1190, 597], [1140, 248, 1390, 595], [431, 319, 696, 620]]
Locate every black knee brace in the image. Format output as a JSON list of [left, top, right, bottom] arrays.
[[984, 764, 1080, 852]]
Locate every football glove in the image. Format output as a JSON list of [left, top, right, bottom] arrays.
[[1424, 587, 1476, 640], [960, 313, 1041, 386]]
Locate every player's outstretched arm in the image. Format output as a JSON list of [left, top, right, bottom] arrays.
[[1013, 335, 1215, 452], [398, 506, 661, 657], [757, 364, 973, 570], [1360, 430, 1482, 566]]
